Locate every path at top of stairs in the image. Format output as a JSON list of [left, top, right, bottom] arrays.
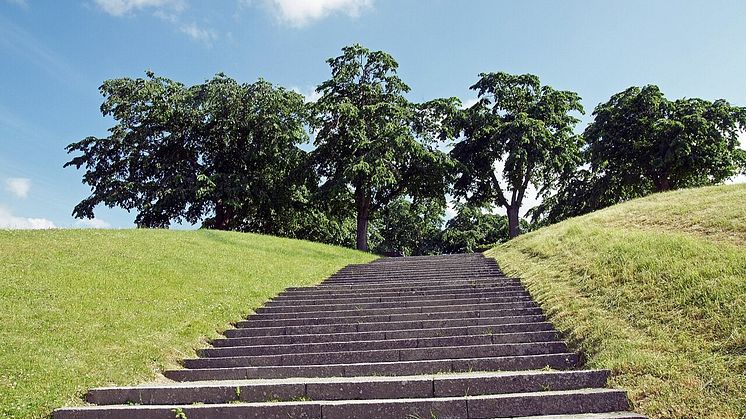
[[53, 253, 644, 419]]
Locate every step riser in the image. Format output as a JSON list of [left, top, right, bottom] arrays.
[[200, 331, 559, 357], [313, 278, 516, 288], [59, 391, 628, 419], [268, 290, 530, 305], [183, 342, 569, 368], [224, 314, 548, 338], [261, 295, 532, 312], [286, 279, 522, 292], [329, 270, 500, 278], [211, 322, 556, 347], [249, 301, 538, 320], [164, 353, 580, 381], [277, 285, 527, 299], [240, 307, 544, 328], [86, 370, 609, 405], [324, 274, 504, 283]]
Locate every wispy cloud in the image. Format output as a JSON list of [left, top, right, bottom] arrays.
[[0, 15, 89, 90], [75, 218, 112, 228], [94, 0, 217, 44], [93, 0, 185, 17], [180, 22, 218, 44], [5, 177, 31, 199], [263, 0, 374, 27], [0, 206, 55, 229]]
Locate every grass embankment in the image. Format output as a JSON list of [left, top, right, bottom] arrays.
[[0, 229, 375, 418], [486, 184, 746, 418]]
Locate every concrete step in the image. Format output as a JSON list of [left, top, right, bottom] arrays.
[[261, 294, 532, 312], [315, 276, 514, 287], [282, 279, 523, 295], [331, 266, 499, 275], [164, 352, 581, 381], [325, 272, 503, 282], [200, 330, 559, 357], [55, 388, 628, 419], [181, 341, 569, 368], [224, 314, 548, 338], [268, 289, 531, 305], [86, 370, 610, 405], [211, 321, 556, 347], [248, 300, 538, 321], [240, 307, 544, 328], [277, 284, 527, 299]]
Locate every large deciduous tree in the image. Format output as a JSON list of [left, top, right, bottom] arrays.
[[311, 44, 453, 251], [65, 72, 311, 231], [451, 72, 584, 238], [584, 85, 746, 193]]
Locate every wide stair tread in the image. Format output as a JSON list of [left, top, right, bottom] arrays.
[[53, 253, 644, 418]]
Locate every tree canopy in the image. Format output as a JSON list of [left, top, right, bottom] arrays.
[[311, 44, 453, 251], [585, 85, 746, 193], [451, 72, 584, 237], [533, 85, 746, 225], [66, 47, 746, 254], [65, 72, 311, 231]]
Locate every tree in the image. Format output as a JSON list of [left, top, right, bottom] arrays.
[[311, 44, 453, 251], [451, 72, 584, 238], [369, 198, 444, 256], [585, 85, 746, 193], [65, 72, 311, 231]]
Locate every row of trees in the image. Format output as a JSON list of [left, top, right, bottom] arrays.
[[66, 44, 746, 253]]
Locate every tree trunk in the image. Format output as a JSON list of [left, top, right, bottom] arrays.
[[355, 190, 371, 251], [654, 177, 672, 192], [506, 205, 520, 239], [214, 200, 231, 230]]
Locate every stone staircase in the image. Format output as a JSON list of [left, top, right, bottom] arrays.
[[54, 253, 644, 418]]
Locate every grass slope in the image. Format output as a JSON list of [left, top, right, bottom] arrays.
[[486, 184, 746, 418], [0, 229, 375, 418]]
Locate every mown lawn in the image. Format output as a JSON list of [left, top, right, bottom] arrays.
[[0, 229, 375, 418], [486, 183, 746, 418]]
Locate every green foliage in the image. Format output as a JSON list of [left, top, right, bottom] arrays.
[[369, 198, 444, 256], [487, 183, 746, 418], [585, 85, 746, 193], [311, 44, 454, 250], [451, 72, 584, 237], [439, 204, 514, 253], [65, 72, 311, 231], [0, 229, 374, 418], [533, 85, 746, 226]]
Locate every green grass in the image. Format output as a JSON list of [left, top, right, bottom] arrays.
[[486, 183, 746, 418], [0, 229, 375, 418]]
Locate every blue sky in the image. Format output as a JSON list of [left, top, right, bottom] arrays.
[[1, 0, 745, 228]]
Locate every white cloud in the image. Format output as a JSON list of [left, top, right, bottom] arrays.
[[264, 0, 373, 27], [0, 206, 55, 229], [94, 0, 218, 44], [75, 218, 112, 229], [180, 22, 217, 44], [94, 0, 184, 16], [5, 177, 31, 199]]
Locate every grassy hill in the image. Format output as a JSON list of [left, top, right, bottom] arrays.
[[0, 229, 375, 418], [486, 184, 746, 418]]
